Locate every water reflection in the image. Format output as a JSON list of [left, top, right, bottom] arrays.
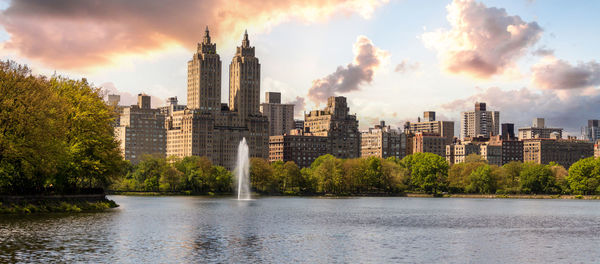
[[2, 196, 600, 263]]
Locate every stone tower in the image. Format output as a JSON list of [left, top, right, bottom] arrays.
[[229, 30, 261, 117], [187, 26, 221, 114]]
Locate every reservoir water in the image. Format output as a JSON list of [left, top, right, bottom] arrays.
[[1, 196, 600, 263]]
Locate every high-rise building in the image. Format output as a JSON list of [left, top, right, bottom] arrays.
[[446, 135, 522, 166], [460, 102, 500, 139], [446, 142, 481, 164], [412, 132, 446, 157], [159, 97, 186, 116], [166, 29, 269, 170], [523, 138, 593, 168], [187, 27, 221, 114], [405, 111, 454, 145], [229, 30, 261, 117], [501, 123, 515, 140], [115, 94, 166, 164], [581, 120, 600, 142], [260, 92, 295, 136], [361, 121, 406, 159], [304, 96, 360, 159], [269, 134, 330, 168], [294, 120, 305, 130], [518, 118, 563, 139]]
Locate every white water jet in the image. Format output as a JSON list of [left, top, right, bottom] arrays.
[[235, 137, 251, 200]]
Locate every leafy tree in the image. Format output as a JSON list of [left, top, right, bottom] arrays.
[[402, 153, 448, 194], [520, 163, 557, 194], [0, 62, 67, 194], [210, 166, 232, 193], [312, 154, 343, 194], [466, 165, 498, 194], [567, 157, 600, 194], [160, 167, 184, 192], [500, 161, 523, 193], [282, 161, 302, 194], [250, 158, 275, 193]]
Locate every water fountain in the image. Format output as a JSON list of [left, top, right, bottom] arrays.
[[235, 137, 251, 200]]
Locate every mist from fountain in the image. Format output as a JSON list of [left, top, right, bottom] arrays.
[[236, 137, 251, 200]]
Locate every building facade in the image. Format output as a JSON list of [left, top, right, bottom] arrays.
[[412, 132, 446, 157], [360, 121, 406, 159], [405, 111, 454, 145], [523, 138, 593, 168], [260, 92, 295, 136], [518, 118, 563, 139], [115, 94, 166, 164], [304, 96, 360, 159], [166, 29, 269, 170], [581, 120, 600, 142], [460, 102, 500, 139], [269, 134, 330, 168]]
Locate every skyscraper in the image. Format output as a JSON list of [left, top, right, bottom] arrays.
[[304, 96, 360, 159], [187, 27, 221, 114], [229, 30, 261, 117], [260, 92, 295, 136], [115, 94, 166, 164], [166, 28, 269, 170], [460, 102, 499, 139]]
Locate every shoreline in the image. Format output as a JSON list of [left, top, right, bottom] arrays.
[[107, 191, 600, 200], [0, 194, 118, 214]]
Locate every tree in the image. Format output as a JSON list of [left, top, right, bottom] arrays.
[[466, 165, 498, 194], [160, 167, 184, 192], [250, 158, 275, 193], [283, 161, 302, 194], [500, 161, 523, 193], [0, 62, 67, 194], [567, 157, 600, 194], [447, 155, 487, 193], [312, 154, 343, 194], [131, 155, 168, 192], [211, 166, 233, 193], [50, 76, 126, 191], [402, 153, 448, 194], [520, 163, 557, 194]]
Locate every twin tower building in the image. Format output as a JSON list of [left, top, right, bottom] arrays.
[[165, 28, 269, 168]]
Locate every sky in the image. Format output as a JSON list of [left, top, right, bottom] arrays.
[[1, 0, 600, 136]]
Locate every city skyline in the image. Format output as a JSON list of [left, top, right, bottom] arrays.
[[1, 0, 599, 135]]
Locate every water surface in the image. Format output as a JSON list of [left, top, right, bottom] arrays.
[[1, 196, 599, 263]]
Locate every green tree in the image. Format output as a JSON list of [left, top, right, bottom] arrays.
[[402, 153, 449, 194], [567, 157, 600, 194], [520, 163, 557, 194], [500, 161, 524, 193], [131, 155, 168, 192], [466, 165, 498, 194], [160, 166, 184, 192], [0, 62, 67, 194], [250, 158, 275, 193], [312, 154, 343, 194], [282, 161, 302, 194], [211, 165, 233, 193]]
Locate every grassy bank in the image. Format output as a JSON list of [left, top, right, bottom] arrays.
[[0, 197, 118, 214], [406, 193, 600, 200]]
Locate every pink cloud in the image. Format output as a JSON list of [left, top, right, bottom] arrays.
[[308, 35, 389, 103], [422, 0, 542, 78], [0, 0, 388, 69], [532, 58, 600, 90]]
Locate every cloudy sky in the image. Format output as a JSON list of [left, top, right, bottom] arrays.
[[1, 0, 599, 136]]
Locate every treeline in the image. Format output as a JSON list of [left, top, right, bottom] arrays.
[[114, 153, 600, 196], [0, 61, 126, 194], [111, 156, 232, 194]]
